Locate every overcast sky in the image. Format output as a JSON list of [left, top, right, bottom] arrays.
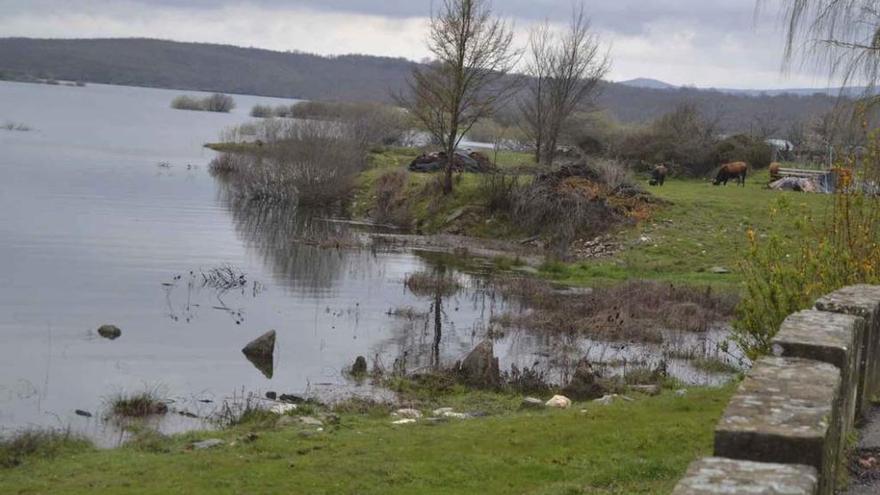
[[0, 0, 834, 89]]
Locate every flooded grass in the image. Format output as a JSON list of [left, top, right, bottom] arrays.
[[493, 277, 738, 343], [108, 389, 169, 418]]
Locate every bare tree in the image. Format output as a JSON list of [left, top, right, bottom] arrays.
[[521, 4, 610, 166], [399, 0, 519, 194]]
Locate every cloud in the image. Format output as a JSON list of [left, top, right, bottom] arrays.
[[0, 0, 832, 89]]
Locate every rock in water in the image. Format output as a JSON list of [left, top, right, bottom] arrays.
[[545, 395, 572, 409], [97, 324, 122, 340], [242, 330, 276, 379], [458, 340, 500, 388], [351, 356, 368, 376], [561, 358, 606, 400]]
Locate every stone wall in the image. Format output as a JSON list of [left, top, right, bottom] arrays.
[[672, 285, 880, 495]]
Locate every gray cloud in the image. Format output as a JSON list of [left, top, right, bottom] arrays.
[[0, 0, 831, 89]]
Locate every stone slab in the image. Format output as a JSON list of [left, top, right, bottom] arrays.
[[816, 285, 880, 416], [672, 457, 818, 495], [714, 356, 840, 494], [857, 406, 880, 451], [773, 309, 864, 439]]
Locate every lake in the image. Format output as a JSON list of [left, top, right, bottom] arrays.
[[0, 81, 730, 443]]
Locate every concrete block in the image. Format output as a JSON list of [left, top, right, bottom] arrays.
[[773, 309, 864, 439], [715, 357, 840, 494], [816, 285, 880, 416], [672, 457, 818, 495]]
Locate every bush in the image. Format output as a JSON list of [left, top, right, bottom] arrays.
[[290, 100, 409, 148], [211, 119, 367, 205], [250, 104, 274, 118], [374, 169, 413, 227], [711, 134, 773, 170], [734, 128, 880, 358], [171, 93, 235, 113], [478, 173, 520, 213]]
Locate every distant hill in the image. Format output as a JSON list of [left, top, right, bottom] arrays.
[[0, 37, 842, 133], [619, 78, 678, 90]]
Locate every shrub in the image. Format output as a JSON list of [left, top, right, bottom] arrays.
[[171, 93, 235, 113], [250, 104, 274, 118], [211, 119, 366, 205], [711, 134, 773, 170], [203, 93, 236, 112], [374, 169, 412, 227], [290, 100, 409, 148], [108, 389, 168, 417], [734, 127, 880, 358], [478, 173, 520, 213]]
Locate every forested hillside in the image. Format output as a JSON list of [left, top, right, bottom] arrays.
[[0, 37, 841, 133]]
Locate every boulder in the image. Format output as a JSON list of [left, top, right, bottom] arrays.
[[97, 324, 122, 340], [391, 419, 417, 425], [393, 408, 422, 419], [351, 356, 368, 376], [299, 416, 324, 427], [561, 358, 606, 400], [545, 395, 572, 409], [242, 330, 276, 379], [457, 340, 501, 388]]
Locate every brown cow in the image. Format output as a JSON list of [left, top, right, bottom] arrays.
[[769, 162, 781, 181], [649, 164, 668, 186], [713, 161, 748, 187]]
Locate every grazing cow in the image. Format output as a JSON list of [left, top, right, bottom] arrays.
[[769, 162, 781, 181], [713, 161, 748, 187], [649, 164, 668, 186]]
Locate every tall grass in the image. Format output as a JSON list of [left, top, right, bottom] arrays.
[[0, 429, 91, 468]]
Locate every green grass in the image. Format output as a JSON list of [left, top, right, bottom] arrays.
[[357, 151, 833, 288], [540, 170, 833, 287], [0, 387, 733, 495]]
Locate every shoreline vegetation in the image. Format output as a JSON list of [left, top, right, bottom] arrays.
[[171, 93, 236, 113]]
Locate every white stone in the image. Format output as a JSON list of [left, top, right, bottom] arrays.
[[391, 419, 417, 425], [393, 408, 422, 419], [442, 411, 468, 419], [545, 395, 572, 409], [270, 403, 297, 415], [432, 407, 454, 416]]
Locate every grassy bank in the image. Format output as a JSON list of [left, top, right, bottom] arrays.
[[0, 387, 732, 495], [354, 148, 833, 287]]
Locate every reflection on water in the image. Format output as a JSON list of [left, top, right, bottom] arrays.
[[0, 81, 737, 446]]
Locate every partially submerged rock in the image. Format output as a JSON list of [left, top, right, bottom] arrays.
[[97, 324, 122, 340], [457, 340, 501, 388], [242, 330, 276, 378], [351, 356, 368, 377]]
